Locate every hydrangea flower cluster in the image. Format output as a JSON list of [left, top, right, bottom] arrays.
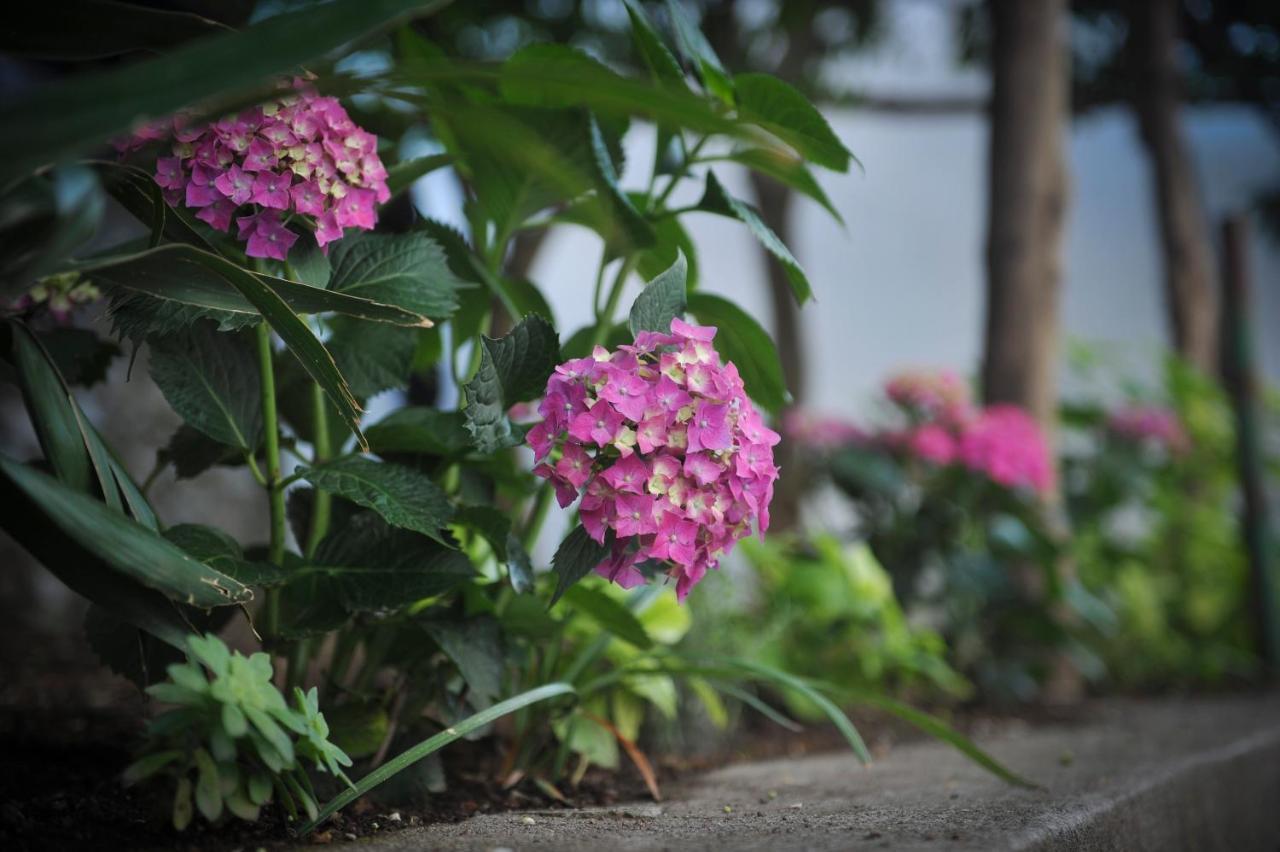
[[1107, 405, 1189, 456], [884, 369, 973, 424], [953, 405, 1055, 493], [116, 81, 389, 261], [527, 319, 780, 601], [782, 409, 866, 450], [6, 272, 101, 323]]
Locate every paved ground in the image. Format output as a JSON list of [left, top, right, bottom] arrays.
[[343, 693, 1280, 852]]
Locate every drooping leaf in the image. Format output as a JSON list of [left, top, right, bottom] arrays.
[[0, 455, 252, 608], [628, 252, 687, 337], [722, 148, 843, 224], [365, 407, 473, 457], [0, 0, 453, 184], [300, 457, 454, 545], [327, 231, 463, 321], [550, 526, 613, 605], [698, 171, 812, 304], [733, 73, 852, 173], [148, 324, 262, 451], [686, 292, 787, 414], [560, 585, 653, 650], [310, 512, 474, 611]]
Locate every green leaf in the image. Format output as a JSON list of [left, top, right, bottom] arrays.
[[325, 702, 390, 760], [463, 314, 559, 454], [10, 320, 93, 492], [193, 748, 223, 821], [158, 423, 241, 481], [326, 318, 417, 400], [385, 153, 452, 199], [310, 512, 474, 612], [287, 239, 331, 289], [0, 166, 105, 296], [634, 207, 699, 289], [550, 526, 613, 606], [148, 324, 261, 451], [698, 171, 812, 304], [83, 244, 431, 328], [301, 457, 454, 546], [686, 292, 787, 414], [422, 617, 503, 705], [628, 252, 688, 337], [299, 683, 576, 835], [587, 113, 655, 251], [624, 0, 686, 88], [733, 73, 852, 173], [327, 231, 462, 321], [365, 407, 473, 457], [38, 327, 120, 388], [84, 604, 184, 688], [0, 455, 251, 609], [0, 0, 452, 184], [665, 0, 734, 102], [561, 585, 653, 650], [554, 714, 619, 769], [1, 2, 230, 61], [506, 536, 535, 595], [163, 523, 287, 589], [722, 148, 843, 224]]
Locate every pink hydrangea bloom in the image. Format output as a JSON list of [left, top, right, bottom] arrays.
[[955, 405, 1055, 494], [116, 79, 389, 261], [528, 318, 780, 601], [1107, 405, 1190, 455], [884, 369, 974, 424], [907, 423, 958, 465], [782, 409, 866, 450]]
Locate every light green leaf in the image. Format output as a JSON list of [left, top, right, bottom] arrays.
[[628, 252, 687, 337], [385, 153, 452, 199], [301, 457, 454, 545], [665, 0, 734, 102], [722, 148, 843, 224], [698, 171, 812, 304], [561, 585, 653, 650], [148, 324, 261, 451], [733, 73, 852, 173], [686, 292, 787, 414], [624, 0, 686, 88]]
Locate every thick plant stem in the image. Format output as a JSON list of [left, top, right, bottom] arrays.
[[304, 383, 332, 558], [256, 323, 286, 638]]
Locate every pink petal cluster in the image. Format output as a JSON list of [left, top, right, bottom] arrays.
[[782, 409, 867, 450], [527, 319, 780, 601], [954, 405, 1055, 494], [884, 369, 973, 424], [115, 81, 389, 261], [6, 273, 101, 324], [1107, 405, 1190, 456]]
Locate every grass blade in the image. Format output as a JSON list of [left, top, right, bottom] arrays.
[[297, 682, 575, 835]]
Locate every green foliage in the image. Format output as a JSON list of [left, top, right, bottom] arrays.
[[149, 324, 262, 452], [463, 314, 560, 452], [628, 253, 688, 337], [124, 634, 352, 829]]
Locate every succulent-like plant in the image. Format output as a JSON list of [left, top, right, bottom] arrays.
[[123, 634, 352, 830]]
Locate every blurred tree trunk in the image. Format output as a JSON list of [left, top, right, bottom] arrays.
[[747, 171, 804, 531], [1130, 0, 1219, 375], [982, 0, 1080, 703]]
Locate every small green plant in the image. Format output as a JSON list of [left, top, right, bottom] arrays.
[[123, 634, 352, 830]]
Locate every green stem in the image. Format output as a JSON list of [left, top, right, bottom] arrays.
[[649, 135, 708, 214], [590, 256, 638, 348], [256, 323, 286, 637], [520, 483, 553, 550], [304, 383, 332, 559]]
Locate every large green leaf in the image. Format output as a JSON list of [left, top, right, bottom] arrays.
[[310, 512, 474, 611], [163, 524, 287, 589], [550, 526, 614, 605], [37, 326, 121, 388], [560, 585, 653, 650], [0, 456, 251, 608], [81, 244, 432, 328], [722, 148, 843, 224], [421, 618, 503, 705], [148, 324, 261, 451], [462, 314, 559, 454], [686, 292, 787, 414], [327, 231, 462, 321], [733, 73, 852, 173], [300, 457, 454, 545], [0, 0, 452, 184], [628, 252, 688, 337], [365, 407, 473, 457], [326, 318, 417, 401], [384, 153, 452, 199], [300, 683, 575, 835], [698, 171, 812, 304], [624, 0, 686, 88], [9, 320, 93, 492]]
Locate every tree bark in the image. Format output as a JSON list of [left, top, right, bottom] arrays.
[[747, 171, 805, 531], [982, 0, 1070, 434], [982, 0, 1079, 703], [1130, 0, 1219, 375]]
